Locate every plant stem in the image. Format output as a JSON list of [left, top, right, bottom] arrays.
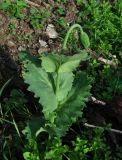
[[84, 123, 122, 134], [56, 72, 60, 98], [62, 24, 84, 50], [0, 118, 13, 124]]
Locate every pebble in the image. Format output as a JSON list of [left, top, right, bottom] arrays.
[[39, 39, 48, 47], [18, 46, 25, 51], [7, 41, 15, 47], [46, 24, 58, 39]]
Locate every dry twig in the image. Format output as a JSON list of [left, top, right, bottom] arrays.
[[25, 0, 40, 7], [84, 123, 122, 134], [85, 48, 117, 68], [89, 96, 106, 106]]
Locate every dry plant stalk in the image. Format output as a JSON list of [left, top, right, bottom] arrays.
[[84, 123, 122, 134], [25, 0, 40, 7], [85, 48, 117, 68], [89, 96, 106, 106]]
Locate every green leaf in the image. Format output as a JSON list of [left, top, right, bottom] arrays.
[[23, 139, 40, 160], [41, 53, 88, 73], [0, 78, 12, 97], [22, 116, 44, 139], [23, 151, 39, 160], [22, 62, 58, 116], [19, 51, 40, 66], [59, 53, 88, 72], [55, 72, 74, 103], [20, 51, 91, 139], [41, 55, 57, 72], [17, 0, 27, 7], [0, 2, 9, 10], [41, 53, 67, 72], [54, 72, 91, 137], [46, 53, 65, 64], [80, 32, 90, 48]]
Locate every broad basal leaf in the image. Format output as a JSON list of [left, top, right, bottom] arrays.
[[0, 2, 10, 10], [55, 72, 74, 103], [41, 52, 88, 73], [54, 72, 91, 137], [22, 62, 58, 116], [41, 56, 57, 72], [19, 51, 40, 67], [47, 53, 66, 64], [58, 53, 88, 72], [20, 51, 91, 139], [22, 116, 45, 139], [41, 53, 66, 72]]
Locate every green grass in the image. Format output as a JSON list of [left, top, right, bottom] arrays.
[[0, 0, 27, 19]]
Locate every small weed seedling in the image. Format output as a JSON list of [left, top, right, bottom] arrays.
[[29, 7, 50, 29], [20, 24, 91, 139], [0, 0, 27, 19]]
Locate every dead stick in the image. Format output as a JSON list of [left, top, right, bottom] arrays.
[[84, 123, 122, 134], [89, 96, 106, 106], [25, 0, 40, 7], [85, 48, 117, 68]]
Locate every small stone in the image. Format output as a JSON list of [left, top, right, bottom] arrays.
[[18, 46, 25, 51], [7, 41, 15, 47], [112, 55, 116, 58], [39, 40, 48, 47], [46, 24, 58, 39]]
